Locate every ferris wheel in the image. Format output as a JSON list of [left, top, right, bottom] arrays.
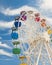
[[11, 10, 52, 65]]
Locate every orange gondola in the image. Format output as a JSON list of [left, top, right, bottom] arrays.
[[19, 56, 26, 60], [41, 19, 46, 27]]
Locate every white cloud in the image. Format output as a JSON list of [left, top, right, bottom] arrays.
[[0, 5, 39, 16], [40, 0, 52, 9], [0, 5, 52, 29], [0, 49, 12, 57], [0, 5, 38, 28], [2, 30, 12, 35], [46, 17, 52, 25], [42, 16, 52, 25], [0, 20, 14, 28], [38, 0, 52, 18], [0, 42, 12, 49]]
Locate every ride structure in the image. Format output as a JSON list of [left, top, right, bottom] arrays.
[[11, 10, 52, 65]]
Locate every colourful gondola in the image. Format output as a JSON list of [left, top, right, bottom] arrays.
[[14, 21, 21, 28], [19, 56, 26, 60], [20, 63, 27, 65], [12, 48, 21, 54], [15, 15, 20, 21], [41, 19, 46, 27], [27, 10, 33, 14], [13, 41, 20, 45], [11, 32, 18, 39], [47, 29, 52, 34], [20, 15, 27, 21], [11, 27, 17, 31], [34, 13, 40, 22], [20, 11, 26, 16]]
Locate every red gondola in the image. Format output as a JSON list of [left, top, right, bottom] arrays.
[[34, 13, 40, 22]]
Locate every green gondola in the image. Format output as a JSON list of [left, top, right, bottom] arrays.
[[12, 48, 21, 54], [13, 41, 20, 45]]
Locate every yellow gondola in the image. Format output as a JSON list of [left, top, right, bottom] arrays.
[[47, 29, 52, 34], [20, 63, 28, 65]]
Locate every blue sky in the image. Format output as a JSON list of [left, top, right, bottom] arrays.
[[0, 0, 42, 43], [0, 0, 52, 65], [0, 0, 42, 9]]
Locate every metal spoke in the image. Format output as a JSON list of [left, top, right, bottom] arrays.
[[45, 43, 52, 65], [35, 43, 43, 65]]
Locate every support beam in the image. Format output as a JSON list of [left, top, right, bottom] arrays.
[[35, 43, 43, 65], [45, 43, 52, 65], [47, 43, 52, 54]]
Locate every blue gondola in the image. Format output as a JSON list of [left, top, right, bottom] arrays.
[[11, 32, 18, 39], [14, 21, 21, 28]]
